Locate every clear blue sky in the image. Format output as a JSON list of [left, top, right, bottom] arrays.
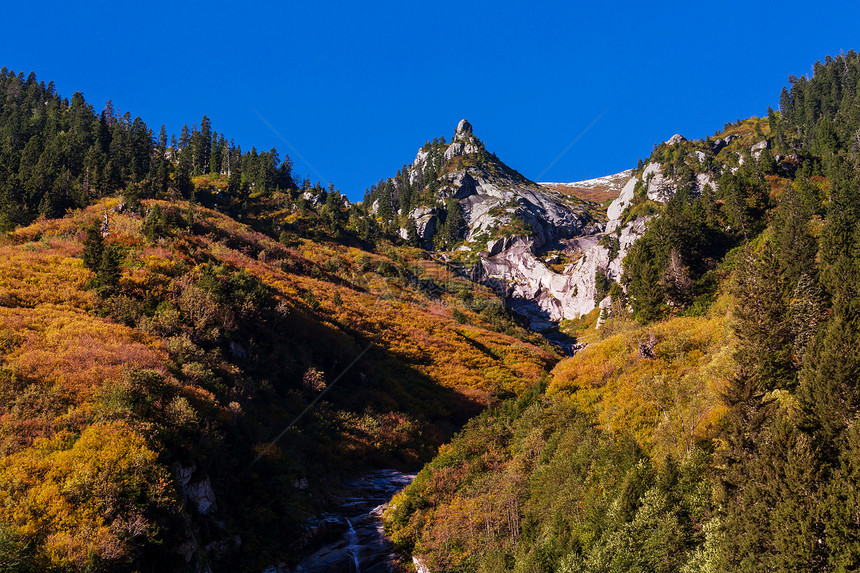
[[3, 1, 859, 200]]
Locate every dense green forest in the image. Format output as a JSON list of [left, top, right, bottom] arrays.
[[0, 68, 296, 229], [385, 52, 860, 572]]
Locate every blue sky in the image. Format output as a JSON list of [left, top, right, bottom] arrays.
[[3, 1, 859, 200]]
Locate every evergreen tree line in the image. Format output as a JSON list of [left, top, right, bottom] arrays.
[[0, 68, 294, 230], [362, 138, 450, 234], [778, 50, 860, 158], [625, 53, 860, 570]]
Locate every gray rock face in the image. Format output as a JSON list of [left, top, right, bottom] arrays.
[[444, 142, 464, 161], [472, 164, 682, 329], [187, 476, 217, 515], [175, 463, 218, 515], [412, 207, 438, 240], [605, 176, 638, 233], [644, 162, 675, 202], [751, 139, 770, 159], [475, 214, 651, 329], [455, 118, 473, 140], [667, 133, 687, 145], [444, 139, 480, 161]]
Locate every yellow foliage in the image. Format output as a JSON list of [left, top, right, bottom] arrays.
[[0, 422, 174, 568], [549, 314, 733, 459]]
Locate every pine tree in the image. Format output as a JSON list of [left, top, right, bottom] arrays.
[[94, 244, 122, 294], [798, 314, 860, 453], [732, 244, 796, 390], [824, 423, 860, 570], [82, 222, 104, 271]]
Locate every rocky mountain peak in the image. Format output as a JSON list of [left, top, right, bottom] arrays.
[[455, 118, 473, 141], [444, 119, 482, 162]]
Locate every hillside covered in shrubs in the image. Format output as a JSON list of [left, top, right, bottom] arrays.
[[384, 52, 860, 572]]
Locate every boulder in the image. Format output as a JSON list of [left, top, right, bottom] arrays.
[[711, 133, 738, 153], [751, 139, 770, 159], [695, 173, 716, 194], [301, 191, 322, 206], [667, 133, 687, 145]]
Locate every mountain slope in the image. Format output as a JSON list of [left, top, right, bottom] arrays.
[[540, 169, 632, 203], [384, 51, 860, 573], [0, 70, 560, 571], [0, 196, 558, 571], [367, 119, 597, 249]]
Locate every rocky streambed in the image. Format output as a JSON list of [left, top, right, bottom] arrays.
[[288, 469, 415, 573]]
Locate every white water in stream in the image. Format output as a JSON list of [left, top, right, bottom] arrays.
[[293, 469, 416, 573], [345, 518, 360, 571]]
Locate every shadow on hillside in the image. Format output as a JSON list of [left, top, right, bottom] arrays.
[[506, 296, 580, 355]]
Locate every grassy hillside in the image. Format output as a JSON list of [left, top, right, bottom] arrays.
[[0, 191, 556, 571]]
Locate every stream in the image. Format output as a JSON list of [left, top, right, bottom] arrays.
[[291, 469, 416, 573]]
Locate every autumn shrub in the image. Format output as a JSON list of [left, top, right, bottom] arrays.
[[0, 423, 177, 571], [99, 369, 173, 422], [550, 313, 731, 459]]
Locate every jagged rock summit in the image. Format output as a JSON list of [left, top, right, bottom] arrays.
[[443, 118, 482, 162], [370, 119, 596, 248], [367, 120, 707, 332], [455, 118, 473, 139]]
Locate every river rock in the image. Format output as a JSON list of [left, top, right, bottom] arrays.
[[292, 470, 416, 572]]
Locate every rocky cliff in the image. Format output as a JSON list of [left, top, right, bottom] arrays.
[[371, 120, 597, 248], [370, 123, 770, 332], [472, 171, 651, 330]]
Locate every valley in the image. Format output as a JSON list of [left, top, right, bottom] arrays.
[[1, 50, 860, 573]]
